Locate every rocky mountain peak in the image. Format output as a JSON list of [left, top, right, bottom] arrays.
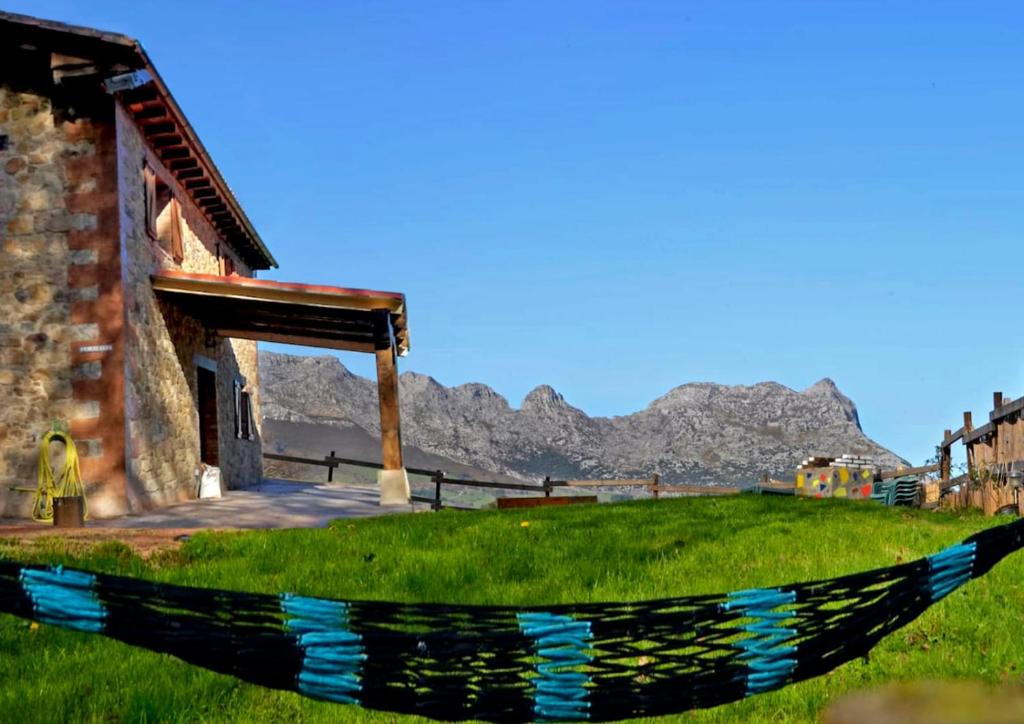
[[804, 378, 840, 396], [400, 371, 446, 393], [521, 384, 567, 411], [802, 378, 860, 429], [262, 351, 355, 379]]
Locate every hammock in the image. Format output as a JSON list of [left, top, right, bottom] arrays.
[[1, 517, 1022, 722]]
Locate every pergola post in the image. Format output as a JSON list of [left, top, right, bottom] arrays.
[[374, 311, 409, 505]]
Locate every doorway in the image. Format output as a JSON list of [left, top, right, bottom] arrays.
[[197, 366, 219, 466]]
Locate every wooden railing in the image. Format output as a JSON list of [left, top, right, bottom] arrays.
[[264, 451, 556, 510], [262, 451, 785, 510]]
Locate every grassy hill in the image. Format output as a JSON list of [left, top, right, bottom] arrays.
[[0, 496, 1021, 722]]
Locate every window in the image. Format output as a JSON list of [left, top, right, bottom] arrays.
[[234, 380, 255, 441], [143, 161, 184, 263]]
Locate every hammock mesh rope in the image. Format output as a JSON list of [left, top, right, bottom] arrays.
[[1, 517, 1022, 722]]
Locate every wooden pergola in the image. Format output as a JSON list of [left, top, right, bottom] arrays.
[[152, 270, 411, 504]]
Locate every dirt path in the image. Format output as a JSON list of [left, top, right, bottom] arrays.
[[0, 525, 208, 558]]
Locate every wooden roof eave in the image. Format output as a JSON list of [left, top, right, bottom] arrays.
[[152, 271, 409, 356], [119, 73, 277, 270], [131, 46, 277, 269]]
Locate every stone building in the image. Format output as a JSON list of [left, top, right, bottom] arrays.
[[0, 12, 411, 518]]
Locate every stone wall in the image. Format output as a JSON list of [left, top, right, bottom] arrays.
[[116, 103, 262, 504], [0, 82, 127, 518]]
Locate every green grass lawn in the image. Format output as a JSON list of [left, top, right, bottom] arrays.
[[1, 495, 1022, 722]]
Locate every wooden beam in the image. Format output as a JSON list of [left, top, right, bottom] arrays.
[[939, 473, 969, 493], [654, 484, 742, 496], [133, 106, 168, 121], [152, 273, 404, 315], [160, 147, 191, 160], [991, 395, 1024, 422], [374, 311, 404, 471], [143, 122, 177, 136], [964, 420, 995, 445], [134, 107, 169, 122], [215, 319, 373, 340], [559, 479, 654, 487], [216, 329, 375, 353], [943, 426, 965, 446], [208, 306, 375, 329], [878, 463, 941, 479], [212, 319, 374, 342], [151, 135, 185, 149]]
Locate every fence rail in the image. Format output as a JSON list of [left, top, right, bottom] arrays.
[[262, 451, 788, 510], [263, 451, 438, 481]]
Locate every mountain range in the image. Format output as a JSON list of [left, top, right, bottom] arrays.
[[259, 351, 906, 485]]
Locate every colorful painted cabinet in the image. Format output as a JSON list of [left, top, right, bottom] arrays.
[[795, 467, 877, 499]]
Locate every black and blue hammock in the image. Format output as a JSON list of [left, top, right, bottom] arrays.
[[2, 517, 1023, 722]]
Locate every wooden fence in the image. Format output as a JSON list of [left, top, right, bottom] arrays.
[[939, 391, 1024, 482], [936, 390, 1024, 515], [261, 452, 786, 510], [940, 479, 1024, 517]]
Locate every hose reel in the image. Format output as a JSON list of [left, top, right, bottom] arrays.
[[32, 429, 87, 525]]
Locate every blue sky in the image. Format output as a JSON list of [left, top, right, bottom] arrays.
[[17, 1, 1024, 466]]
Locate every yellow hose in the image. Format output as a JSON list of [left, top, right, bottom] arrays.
[[32, 431, 87, 524]]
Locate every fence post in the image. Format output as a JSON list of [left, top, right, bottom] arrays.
[[543, 476, 551, 498], [327, 450, 336, 483], [433, 471, 444, 511], [964, 412, 975, 478], [652, 473, 660, 500], [940, 429, 952, 482]]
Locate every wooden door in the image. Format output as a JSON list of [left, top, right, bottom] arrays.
[[197, 367, 219, 466]]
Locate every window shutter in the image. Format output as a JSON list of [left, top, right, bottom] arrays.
[[143, 163, 157, 237], [233, 380, 242, 439], [245, 392, 255, 441], [169, 197, 184, 263]]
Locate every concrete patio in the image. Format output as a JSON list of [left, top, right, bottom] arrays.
[[84, 479, 423, 529], [0, 480, 425, 558], [0, 478, 422, 533]]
